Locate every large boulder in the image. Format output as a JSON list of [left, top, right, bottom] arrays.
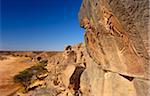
[[61, 64, 76, 88], [80, 51, 137, 96]]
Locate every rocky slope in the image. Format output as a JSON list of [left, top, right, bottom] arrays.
[[14, 43, 87, 96], [12, 0, 150, 96]]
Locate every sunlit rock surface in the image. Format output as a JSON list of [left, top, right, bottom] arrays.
[[79, 0, 149, 79], [78, 0, 150, 96]]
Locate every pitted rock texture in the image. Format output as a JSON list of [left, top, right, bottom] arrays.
[[78, 0, 150, 96], [79, 0, 150, 79]]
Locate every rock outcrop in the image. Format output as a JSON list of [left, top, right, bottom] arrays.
[[79, 0, 149, 79], [13, 44, 86, 96], [78, 0, 150, 96]]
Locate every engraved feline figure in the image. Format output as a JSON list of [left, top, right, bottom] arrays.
[[102, 7, 139, 56]]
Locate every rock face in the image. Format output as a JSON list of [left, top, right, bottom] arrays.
[[79, 0, 149, 79], [78, 0, 150, 96]]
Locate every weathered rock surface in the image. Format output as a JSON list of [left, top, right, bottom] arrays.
[[13, 43, 149, 96], [79, 0, 149, 79], [78, 0, 150, 96], [61, 64, 76, 88], [80, 49, 138, 96], [13, 44, 86, 96]]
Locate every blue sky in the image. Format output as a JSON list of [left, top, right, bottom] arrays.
[[1, 0, 84, 51]]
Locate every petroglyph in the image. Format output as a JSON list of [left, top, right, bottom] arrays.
[[102, 7, 140, 57]]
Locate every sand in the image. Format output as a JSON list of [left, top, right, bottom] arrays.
[[0, 56, 35, 96]]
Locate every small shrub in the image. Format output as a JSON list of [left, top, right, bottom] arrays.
[[14, 69, 32, 86], [13, 59, 48, 87], [39, 59, 48, 66], [37, 57, 42, 61], [25, 55, 28, 57]]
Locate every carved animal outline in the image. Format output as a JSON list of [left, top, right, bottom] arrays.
[[101, 7, 139, 56]]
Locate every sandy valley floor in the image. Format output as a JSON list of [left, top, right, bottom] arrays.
[[0, 56, 35, 96]]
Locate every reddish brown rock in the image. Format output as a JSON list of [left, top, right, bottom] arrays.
[[79, 0, 150, 79]]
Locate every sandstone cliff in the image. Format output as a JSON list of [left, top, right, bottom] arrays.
[[79, 0, 150, 96]]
